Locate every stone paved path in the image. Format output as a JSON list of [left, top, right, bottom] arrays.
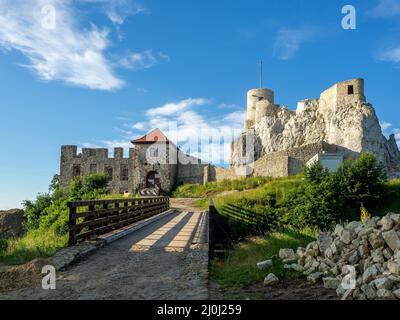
[[0, 200, 209, 300]]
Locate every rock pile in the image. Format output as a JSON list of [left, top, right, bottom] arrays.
[[277, 213, 400, 300]]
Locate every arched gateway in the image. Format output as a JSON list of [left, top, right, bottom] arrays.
[[146, 171, 161, 189]]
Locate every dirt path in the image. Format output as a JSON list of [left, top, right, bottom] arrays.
[[0, 201, 208, 300]]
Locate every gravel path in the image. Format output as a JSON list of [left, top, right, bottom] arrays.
[[0, 200, 209, 300]]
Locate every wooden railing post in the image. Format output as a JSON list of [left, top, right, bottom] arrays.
[[68, 204, 77, 246], [208, 199, 215, 259], [68, 196, 170, 244]]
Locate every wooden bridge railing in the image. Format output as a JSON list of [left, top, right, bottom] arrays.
[[67, 196, 170, 246]]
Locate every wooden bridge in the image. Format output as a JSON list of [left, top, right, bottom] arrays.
[[1, 197, 211, 300]]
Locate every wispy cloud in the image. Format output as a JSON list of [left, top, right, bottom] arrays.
[[81, 0, 150, 25], [273, 26, 316, 60], [368, 0, 400, 17], [0, 0, 124, 90], [119, 50, 170, 71], [86, 98, 245, 164], [393, 128, 400, 148], [380, 121, 393, 130], [146, 98, 210, 117], [378, 47, 400, 64], [0, 0, 163, 91]]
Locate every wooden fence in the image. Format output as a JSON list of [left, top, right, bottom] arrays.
[[67, 197, 169, 246]]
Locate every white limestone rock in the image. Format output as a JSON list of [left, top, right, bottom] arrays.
[[264, 273, 279, 286], [257, 259, 273, 269], [279, 248, 296, 260]]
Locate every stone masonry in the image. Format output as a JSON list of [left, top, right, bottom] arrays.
[[60, 129, 208, 194]]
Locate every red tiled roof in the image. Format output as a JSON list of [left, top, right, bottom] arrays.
[[131, 128, 175, 145]]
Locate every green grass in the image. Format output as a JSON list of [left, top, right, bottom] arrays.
[[171, 176, 275, 198], [0, 229, 68, 265], [370, 179, 400, 216], [210, 228, 317, 287], [197, 176, 305, 209]]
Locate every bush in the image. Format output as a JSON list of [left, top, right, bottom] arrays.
[[336, 153, 387, 205], [211, 153, 389, 233], [0, 238, 8, 255], [1, 173, 111, 265]]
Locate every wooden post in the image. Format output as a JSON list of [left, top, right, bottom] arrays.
[[208, 199, 215, 259], [68, 205, 77, 246]]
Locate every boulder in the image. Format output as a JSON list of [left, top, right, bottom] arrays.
[[363, 265, 379, 283], [371, 277, 393, 290], [382, 230, 400, 252], [323, 277, 341, 289], [279, 248, 296, 260], [257, 259, 273, 269], [317, 233, 332, 255], [361, 283, 377, 300], [378, 215, 394, 231], [393, 288, 400, 299], [0, 209, 24, 238], [376, 289, 395, 300], [307, 272, 323, 284], [264, 273, 279, 286], [387, 261, 400, 275], [340, 230, 352, 245]]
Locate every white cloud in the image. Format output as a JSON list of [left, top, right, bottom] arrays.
[[368, 0, 400, 17], [223, 111, 247, 124], [146, 98, 210, 117], [393, 128, 400, 148], [218, 103, 242, 110], [273, 26, 316, 60], [86, 98, 246, 164], [0, 0, 124, 90], [80, 0, 149, 25], [378, 47, 400, 64], [380, 121, 392, 130], [119, 50, 170, 71], [131, 122, 146, 130]]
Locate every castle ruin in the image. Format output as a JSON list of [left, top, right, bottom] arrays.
[[60, 78, 400, 194]]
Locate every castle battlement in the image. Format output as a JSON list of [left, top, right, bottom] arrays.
[[61, 145, 133, 160], [232, 77, 400, 176], [244, 78, 367, 130]]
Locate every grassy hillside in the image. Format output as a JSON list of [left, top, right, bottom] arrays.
[[171, 176, 275, 198], [210, 228, 316, 286]]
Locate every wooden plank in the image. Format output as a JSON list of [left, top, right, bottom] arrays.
[[67, 196, 168, 208], [72, 198, 169, 243]]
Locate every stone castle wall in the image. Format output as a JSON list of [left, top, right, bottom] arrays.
[[60, 146, 133, 194]]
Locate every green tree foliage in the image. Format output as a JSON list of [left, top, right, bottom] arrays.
[[22, 173, 110, 233], [215, 153, 388, 233], [336, 153, 387, 205]]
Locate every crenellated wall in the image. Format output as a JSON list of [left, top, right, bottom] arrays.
[[60, 146, 133, 194]]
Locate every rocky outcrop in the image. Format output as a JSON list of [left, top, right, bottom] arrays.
[[231, 79, 400, 176], [278, 213, 400, 300], [0, 209, 24, 239]]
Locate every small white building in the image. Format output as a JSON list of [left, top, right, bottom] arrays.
[[306, 152, 343, 172]]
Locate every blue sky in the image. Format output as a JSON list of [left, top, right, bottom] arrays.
[[1, 0, 400, 209]]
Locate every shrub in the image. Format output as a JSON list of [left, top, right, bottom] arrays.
[[0, 238, 8, 255], [336, 153, 387, 205]]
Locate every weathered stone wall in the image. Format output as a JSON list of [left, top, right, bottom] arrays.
[[232, 78, 400, 176], [253, 154, 289, 177], [177, 151, 208, 185], [131, 143, 178, 193], [60, 146, 133, 194], [60, 141, 209, 194]]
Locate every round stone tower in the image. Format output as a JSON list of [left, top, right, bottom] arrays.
[[244, 88, 274, 130]]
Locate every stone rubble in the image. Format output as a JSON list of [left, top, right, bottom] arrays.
[[278, 213, 400, 300], [264, 273, 279, 286]]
